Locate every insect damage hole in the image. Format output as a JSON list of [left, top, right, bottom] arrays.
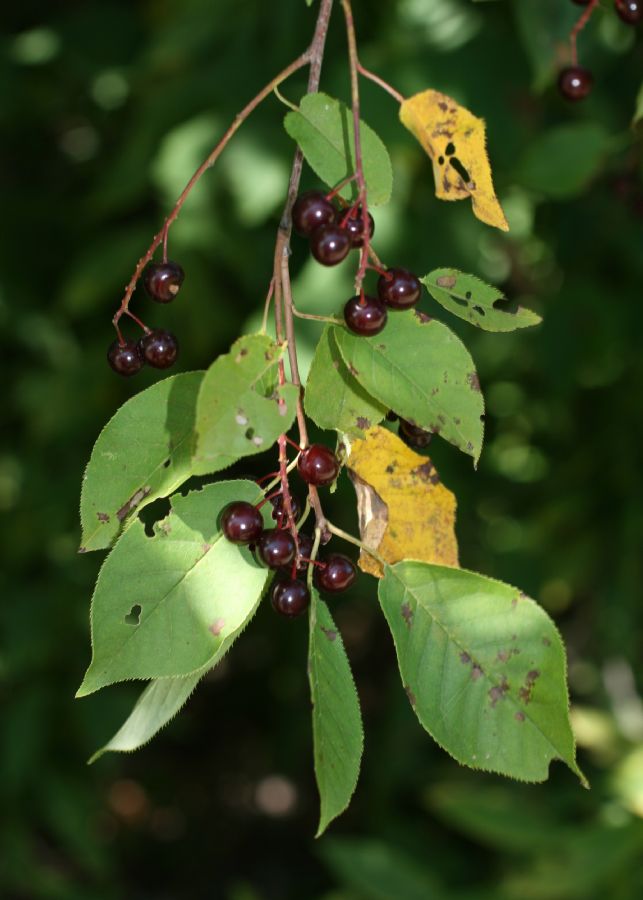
[[124, 604, 142, 626]]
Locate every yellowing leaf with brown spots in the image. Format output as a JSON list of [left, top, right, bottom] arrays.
[[400, 89, 509, 232], [347, 426, 459, 578]]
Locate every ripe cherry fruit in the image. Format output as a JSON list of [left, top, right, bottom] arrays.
[[377, 268, 422, 310], [138, 329, 179, 369], [314, 553, 357, 593], [221, 501, 264, 544], [344, 294, 388, 336], [309, 224, 352, 266], [614, 0, 642, 23], [270, 493, 301, 525], [343, 209, 375, 248], [107, 339, 144, 376], [143, 261, 185, 303], [558, 66, 593, 101], [257, 529, 296, 569], [293, 533, 314, 573], [297, 444, 340, 486], [399, 419, 433, 449], [271, 579, 311, 617], [293, 191, 336, 237]]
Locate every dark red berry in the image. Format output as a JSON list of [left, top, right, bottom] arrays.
[[293, 191, 336, 237], [344, 294, 388, 336], [107, 339, 144, 376], [309, 224, 352, 266], [399, 419, 433, 449], [314, 553, 357, 593], [297, 444, 340, 487], [377, 268, 422, 310], [221, 501, 264, 544], [615, 0, 642, 23], [143, 261, 185, 303], [270, 493, 301, 525], [294, 533, 315, 572], [138, 329, 179, 369], [343, 209, 375, 248], [558, 66, 593, 101], [271, 579, 310, 617], [257, 529, 296, 569]]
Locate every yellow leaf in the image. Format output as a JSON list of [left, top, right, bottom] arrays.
[[400, 89, 509, 232], [347, 426, 459, 578]]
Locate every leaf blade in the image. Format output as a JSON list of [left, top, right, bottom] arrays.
[[423, 269, 541, 332]]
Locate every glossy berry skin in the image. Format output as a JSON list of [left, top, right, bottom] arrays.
[[293, 191, 336, 237], [138, 329, 179, 369], [271, 579, 310, 617], [107, 339, 144, 376], [399, 419, 433, 449], [344, 210, 375, 248], [314, 553, 357, 593], [558, 66, 593, 101], [297, 444, 340, 487], [221, 501, 264, 544], [294, 533, 314, 572], [615, 0, 642, 23], [270, 493, 301, 525], [143, 261, 185, 303], [377, 268, 422, 310], [257, 529, 296, 569], [344, 294, 388, 336], [309, 224, 352, 266]]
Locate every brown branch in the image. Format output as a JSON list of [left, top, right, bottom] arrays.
[[357, 62, 404, 104]]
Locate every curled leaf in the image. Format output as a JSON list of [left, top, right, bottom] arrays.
[[400, 89, 508, 231], [347, 426, 459, 577]]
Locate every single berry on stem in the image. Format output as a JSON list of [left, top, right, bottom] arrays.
[[314, 553, 357, 593], [271, 579, 311, 617], [558, 66, 593, 101], [138, 329, 179, 369], [143, 261, 185, 303], [614, 0, 642, 24], [309, 224, 352, 266], [293, 533, 314, 572], [107, 339, 144, 376], [257, 529, 296, 569], [344, 294, 388, 336], [377, 268, 422, 309], [344, 209, 375, 248], [271, 493, 301, 525], [297, 444, 340, 487], [221, 501, 264, 544], [399, 419, 433, 449], [292, 191, 336, 237]]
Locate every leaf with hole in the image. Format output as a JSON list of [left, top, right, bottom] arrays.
[[308, 590, 363, 836], [284, 92, 393, 206], [193, 334, 298, 476], [77, 479, 271, 697], [423, 269, 541, 332], [305, 326, 386, 437], [332, 312, 485, 462], [378, 561, 586, 785], [80, 372, 203, 553]]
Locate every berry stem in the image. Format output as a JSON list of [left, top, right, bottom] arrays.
[[124, 308, 150, 333], [325, 173, 358, 200], [292, 308, 344, 324], [307, 528, 323, 591], [570, 0, 599, 66], [356, 62, 404, 104]]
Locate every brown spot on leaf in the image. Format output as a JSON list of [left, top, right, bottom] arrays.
[[414, 310, 432, 323], [97, 512, 110, 523], [321, 627, 337, 642], [467, 372, 481, 392], [235, 348, 249, 363], [488, 676, 510, 708], [542, 637, 551, 647], [348, 363, 359, 377], [404, 685, 417, 707], [401, 602, 414, 628], [116, 486, 151, 522], [436, 275, 457, 289], [472, 665, 483, 681], [518, 669, 540, 704], [413, 462, 440, 485], [209, 618, 225, 636], [515, 711, 526, 723], [356, 416, 371, 431], [460, 652, 471, 665], [496, 647, 520, 664]]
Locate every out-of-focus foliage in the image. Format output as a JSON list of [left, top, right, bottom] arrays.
[[1, 0, 642, 897]]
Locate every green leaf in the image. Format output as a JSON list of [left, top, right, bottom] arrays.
[[77, 479, 270, 697], [378, 561, 586, 785], [308, 590, 363, 836], [633, 81, 643, 135], [284, 92, 393, 206], [423, 269, 541, 332], [80, 372, 202, 553], [89, 670, 204, 763], [516, 123, 612, 198], [193, 333, 299, 476], [305, 326, 387, 437], [332, 312, 485, 462]]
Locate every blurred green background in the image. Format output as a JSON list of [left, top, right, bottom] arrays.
[[2, 0, 643, 897]]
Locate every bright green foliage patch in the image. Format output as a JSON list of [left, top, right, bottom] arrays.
[[332, 312, 485, 461], [378, 561, 586, 785], [423, 269, 541, 332], [308, 590, 363, 836], [284, 92, 393, 206]]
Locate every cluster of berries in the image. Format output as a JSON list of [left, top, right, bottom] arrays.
[[559, 0, 641, 102], [222, 445, 356, 617], [293, 190, 423, 337], [107, 261, 183, 376]]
